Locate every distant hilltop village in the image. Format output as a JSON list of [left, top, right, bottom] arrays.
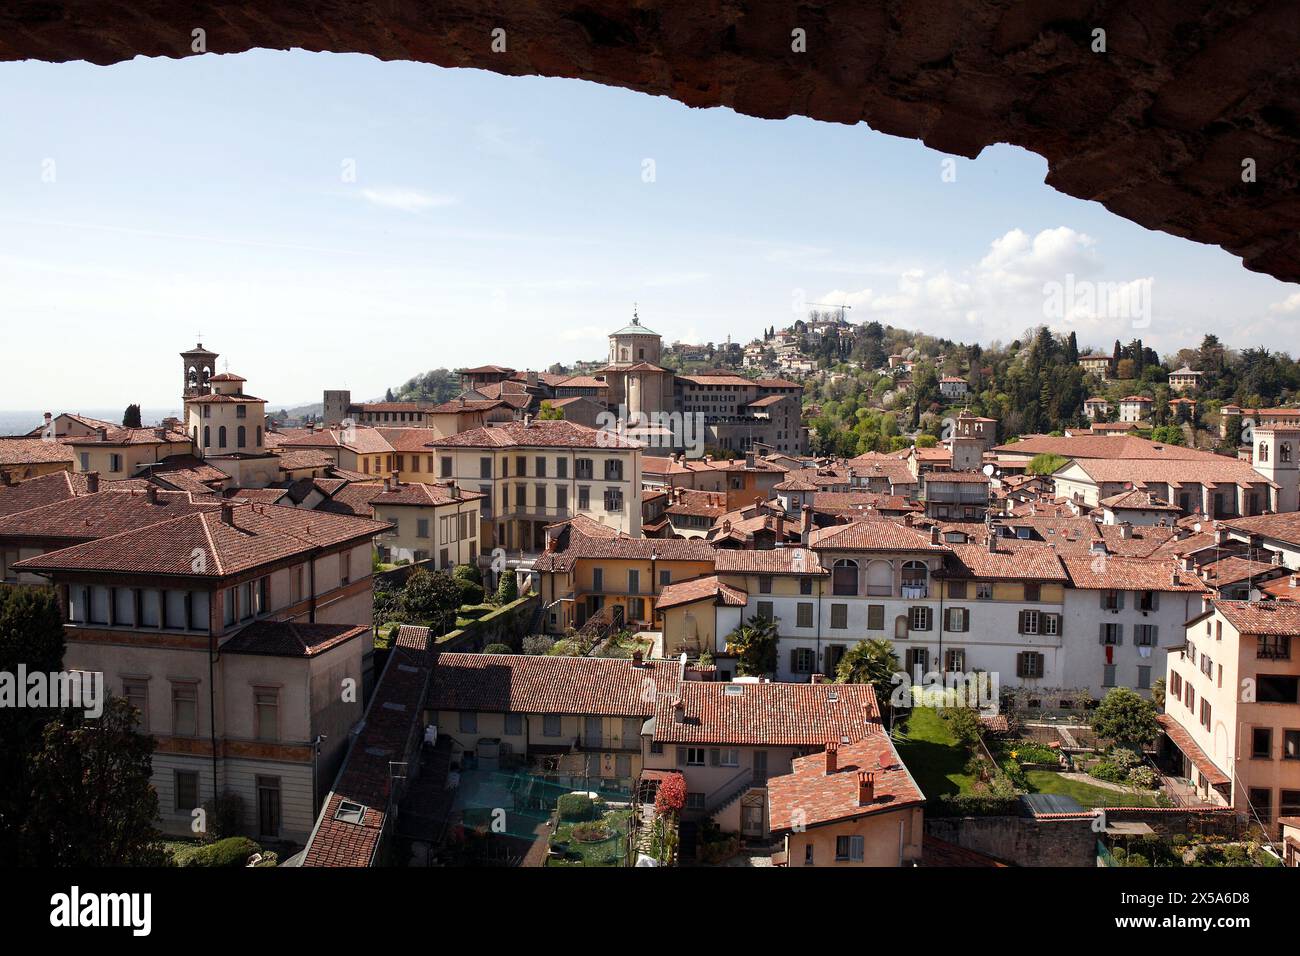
[[2, 317, 1300, 871]]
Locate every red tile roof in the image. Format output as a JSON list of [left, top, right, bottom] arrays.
[[221, 621, 369, 657], [652, 680, 879, 746], [768, 732, 924, 833], [0, 488, 216, 543], [944, 541, 1069, 581], [808, 519, 948, 553], [713, 547, 826, 576], [371, 482, 485, 507], [14, 501, 390, 578], [1156, 714, 1230, 787], [0, 437, 76, 465], [427, 419, 640, 449], [532, 531, 716, 572], [1060, 555, 1211, 592], [0, 470, 93, 516], [656, 575, 748, 611], [429, 653, 680, 717], [1212, 599, 1300, 635]]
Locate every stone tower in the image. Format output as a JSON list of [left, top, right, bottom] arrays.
[[1253, 424, 1300, 514], [181, 343, 218, 400], [323, 389, 352, 427]]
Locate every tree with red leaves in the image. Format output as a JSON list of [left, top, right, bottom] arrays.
[[654, 771, 686, 814]]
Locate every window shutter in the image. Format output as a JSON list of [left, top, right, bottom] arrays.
[[1151, 625, 1158, 642], [1015, 652, 1024, 677], [1099, 591, 1107, 609], [710, 748, 720, 766], [1115, 624, 1123, 645], [1018, 610, 1026, 634], [1099, 622, 1106, 644], [1117, 590, 1125, 610], [676, 747, 686, 766], [1150, 591, 1160, 611], [961, 608, 970, 631], [790, 649, 799, 673]]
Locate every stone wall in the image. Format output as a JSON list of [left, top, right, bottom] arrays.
[[926, 815, 1096, 867]]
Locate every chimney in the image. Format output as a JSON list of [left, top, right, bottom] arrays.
[[527, 370, 538, 388], [1290, 575, 1298, 589], [390, 470, 400, 488], [930, 525, 941, 545], [1119, 521, 1133, 540], [987, 531, 998, 553], [1182, 556, 1195, 572], [903, 512, 914, 527], [1171, 569, 1181, 586], [85, 472, 99, 493], [383, 476, 392, 492], [450, 483, 461, 500], [220, 503, 236, 526], [1271, 550, 1282, 566], [672, 698, 686, 724], [745, 451, 755, 469], [97, 427, 108, 441], [146, 484, 158, 504], [523, 413, 533, 428], [801, 505, 813, 544], [825, 741, 839, 774], [857, 771, 876, 806], [632, 649, 644, 667]]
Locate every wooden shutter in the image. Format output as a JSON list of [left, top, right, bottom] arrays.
[[1099, 622, 1106, 644], [961, 608, 971, 631], [1117, 590, 1125, 610], [1115, 624, 1124, 645], [710, 748, 721, 766], [790, 648, 799, 673], [1018, 610, 1027, 634], [676, 747, 687, 766], [1015, 652, 1025, 677]]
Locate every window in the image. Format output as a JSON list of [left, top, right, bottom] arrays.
[[479, 457, 492, 479], [576, 458, 593, 480], [556, 485, 567, 512], [1200, 699, 1212, 730], [946, 607, 969, 632], [1248, 788, 1272, 823], [948, 580, 967, 599], [756, 601, 774, 621], [909, 606, 931, 631], [535, 456, 547, 478], [440, 456, 453, 479], [254, 688, 279, 741], [505, 713, 523, 735], [1099, 622, 1122, 645], [604, 460, 624, 481], [417, 518, 430, 538], [799, 576, 813, 595], [1017, 652, 1044, 679], [796, 603, 813, 628], [1258, 675, 1300, 704], [578, 486, 590, 510], [714, 747, 740, 767], [628, 569, 640, 594], [830, 604, 848, 629], [1100, 589, 1122, 611], [685, 792, 705, 810], [791, 647, 815, 674], [832, 560, 858, 596], [1252, 728, 1272, 759], [834, 835, 864, 862], [172, 683, 198, 737], [867, 604, 884, 630], [1281, 790, 1300, 818], [684, 747, 706, 766], [1023, 582, 1041, 602], [1137, 665, 1151, 689], [535, 484, 547, 508], [1102, 664, 1117, 687], [1135, 624, 1157, 647], [543, 715, 562, 737], [123, 679, 148, 730], [944, 648, 965, 673], [659, 570, 671, 587], [804, 844, 815, 866], [758, 575, 773, 594], [257, 776, 282, 837], [604, 488, 624, 512], [237, 425, 246, 448], [175, 770, 199, 812], [218, 425, 227, 448], [340, 550, 351, 586], [1285, 729, 1300, 760], [459, 711, 478, 733], [556, 458, 568, 479]]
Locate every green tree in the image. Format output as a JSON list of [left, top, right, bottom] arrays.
[[401, 569, 462, 631], [494, 569, 518, 605], [21, 697, 167, 866], [1026, 453, 1068, 475], [122, 403, 142, 428], [0, 587, 65, 859], [1093, 687, 1160, 749], [537, 401, 564, 420], [834, 639, 900, 704], [724, 614, 778, 677]]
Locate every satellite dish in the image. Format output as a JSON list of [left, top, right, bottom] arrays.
[[982, 464, 996, 477]]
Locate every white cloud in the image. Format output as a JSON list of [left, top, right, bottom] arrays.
[[360, 188, 457, 212], [1269, 291, 1300, 314]]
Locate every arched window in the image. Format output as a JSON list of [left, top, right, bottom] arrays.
[[218, 426, 227, 449], [237, 426, 246, 448], [1282, 443, 1292, 463], [1260, 443, 1270, 463], [902, 560, 929, 597], [832, 559, 858, 596], [203, 425, 210, 448], [866, 560, 893, 596]]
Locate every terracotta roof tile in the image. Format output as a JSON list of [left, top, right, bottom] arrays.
[[221, 621, 369, 657], [768, 733, 923, 833], [652, 680, 879, 746], [656, 575, 748, 611], [427, 419, 640, 449]]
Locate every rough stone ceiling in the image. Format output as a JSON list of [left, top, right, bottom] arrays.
[[2, 1, 1298, 281]]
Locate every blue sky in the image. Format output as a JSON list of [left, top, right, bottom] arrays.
[[1, 49, 1296, 411]]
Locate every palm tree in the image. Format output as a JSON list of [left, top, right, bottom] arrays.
[[724, 614, 779, 677], [835, 639, 901, 706]]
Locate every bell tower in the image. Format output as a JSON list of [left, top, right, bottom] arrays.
[[181, 342, 218, 400]]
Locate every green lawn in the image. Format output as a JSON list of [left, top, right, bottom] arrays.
[[892, 707, 976, 798], [546, 810, 632, 867], [1024, 770, 1163, 808]]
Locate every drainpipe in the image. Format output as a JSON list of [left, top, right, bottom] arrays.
[[209, 626, 219, 807]]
